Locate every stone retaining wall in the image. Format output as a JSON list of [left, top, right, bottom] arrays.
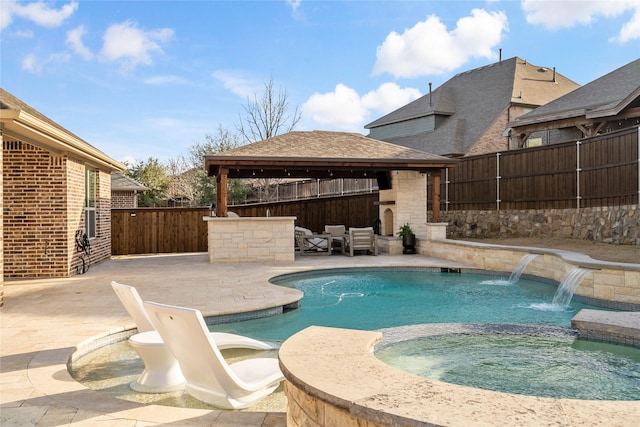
[[442, 204, 639, 245]]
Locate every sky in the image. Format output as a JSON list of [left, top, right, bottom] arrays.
[[2, 0, 639, 166]]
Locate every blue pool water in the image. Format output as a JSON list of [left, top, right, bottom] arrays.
[[209, 269, 601, 341], [375, 331, 640, 400]]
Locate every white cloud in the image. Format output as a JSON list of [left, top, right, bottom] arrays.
[[611, 2, 640, 42], [66, 25, 93, 60], [99, 21, 174, 71], [1, 0, 78, 30], [373, 9, 508, 78], [286, 0, 304, 20], [522, 0, 640, 42], [302, 82, 421, 131], [211, 70, 263, 98], [21, 53, 42, 74], [144, 75, 188, 85], [21, 51, 71, 75], [287, 0, 301, 13]]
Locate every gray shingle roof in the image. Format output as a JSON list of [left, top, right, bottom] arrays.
[[216, 130, 453, 161], [205, 131, 457, 179], [111, 172, 148, 192], [365, 57, 579, 156], [512, 58, 640, 126]]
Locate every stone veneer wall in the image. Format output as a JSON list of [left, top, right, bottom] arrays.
[[442, 204, 640, 245], [286, 381, 386, 427], [379, 170, 428, 240], [205, 216, 296, 263]]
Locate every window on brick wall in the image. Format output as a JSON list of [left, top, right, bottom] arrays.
[[85, 168, 97, 238]]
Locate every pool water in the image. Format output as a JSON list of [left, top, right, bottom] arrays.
[[375, 332, 640, 400], [209, 269, 600, 341]]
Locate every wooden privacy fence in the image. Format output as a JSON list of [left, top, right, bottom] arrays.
[[111, 207, 210, 255], [111, 194, 379, 255], [112, 127, 638, 254], [429, 126, 640, 211]]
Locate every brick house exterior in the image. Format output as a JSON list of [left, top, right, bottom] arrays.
[[365, 57, 580, 157], [1, 88, 125, 306], [111, 172, 147, 208]]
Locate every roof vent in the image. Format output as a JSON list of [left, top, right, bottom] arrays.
[[537, 67, 547, 72]]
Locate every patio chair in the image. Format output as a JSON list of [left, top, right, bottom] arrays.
[[144, 301, 284, 409], [343, 227, 378, 257], [324, 225, 346, 253], [294, 226, 330, 256], [110, 281, 277, 392]]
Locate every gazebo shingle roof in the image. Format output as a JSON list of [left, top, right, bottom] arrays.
[[205, 131, 456, 180], [213, 130, 452, 161]]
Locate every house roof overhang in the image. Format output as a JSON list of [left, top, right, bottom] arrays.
[[0, 108, 126, 172], [204, 131, 457, 180]]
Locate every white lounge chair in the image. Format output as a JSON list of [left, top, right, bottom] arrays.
[[111, 281, 277, 393], [144, 301, 284, 409]]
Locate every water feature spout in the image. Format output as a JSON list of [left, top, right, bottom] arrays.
[[509, 254, 539, 284], [552, 267, 596, 307]]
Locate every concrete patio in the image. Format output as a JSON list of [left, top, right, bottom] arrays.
[[1, 252, 469, 426]]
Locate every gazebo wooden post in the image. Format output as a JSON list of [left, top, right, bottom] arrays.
[[431, 169, 441, 222], [216, 167, 228, 217]]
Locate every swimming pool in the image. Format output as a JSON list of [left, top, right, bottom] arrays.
[[208, 268, 602, 340], [375, 324, 640, 400]]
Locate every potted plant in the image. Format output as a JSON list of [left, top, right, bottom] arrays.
[[398, 223, 416, 254]]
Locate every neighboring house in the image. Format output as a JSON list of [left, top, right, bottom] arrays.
[[165, 167, 198, 207], [111, 172, 148, 208], [508, 58, 640, 147], [365, 56, 579, 157], [0, 88, 125, 292]]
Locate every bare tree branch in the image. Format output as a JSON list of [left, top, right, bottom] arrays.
[[237, 76, 302, 144]]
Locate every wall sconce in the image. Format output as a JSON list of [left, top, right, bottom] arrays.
[[209, 202, 216, 217]]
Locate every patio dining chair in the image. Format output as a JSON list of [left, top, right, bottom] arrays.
[[324, 224, 346, 253], [343, 227, 378, 257], [144, 301, 284, 409], [294, 226, 330, 255]]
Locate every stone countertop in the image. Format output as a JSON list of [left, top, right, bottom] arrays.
[[279, 326, 640, 427]]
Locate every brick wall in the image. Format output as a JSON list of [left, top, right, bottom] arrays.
[[111, 191, 137, 208], [4, 141, 70, 277], [466, 105, 534, 156], [1, 135, 4, 307], [3, 142, 113, 279]]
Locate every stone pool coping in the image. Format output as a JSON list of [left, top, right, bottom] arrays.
[[280, 325, 640, 427]]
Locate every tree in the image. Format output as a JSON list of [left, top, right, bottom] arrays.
[[164, 156, 197, 206], [188, 125, 248, 206], [236, 76, 302, 201], [237, 76, 301, 142], [125, 157, 170, 207]]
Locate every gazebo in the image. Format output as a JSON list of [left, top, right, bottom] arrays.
[[204, 131, 457, 262]]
